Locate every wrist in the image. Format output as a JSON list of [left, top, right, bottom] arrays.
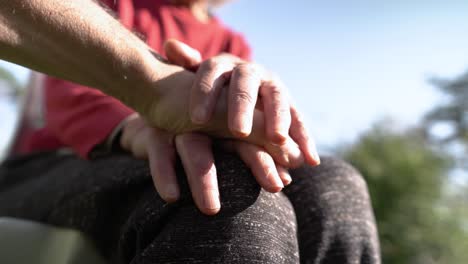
[[99, 44, 161, 109], [106, 45, 195, 119]]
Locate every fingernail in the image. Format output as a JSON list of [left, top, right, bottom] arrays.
[[309, 142, 321, 165], [233, 116, 252, 138], [272, 131, 287, 145], [234, 126, 249, 137], [166, 184, 180, 201], [204, 190, 221, 212], [233, 129, 249, 138], [192, 106, 207, 124], [283, 172, 292, 186], [181, 43, 202, 62], [276, 179, 285, 189], [279, 130, 288, 143], [274, 175, 284, 188], [279, 148, 290, 166], [269, 170, 284, 190]]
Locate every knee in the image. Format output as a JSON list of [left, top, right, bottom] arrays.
[[212, 150, 263, 215], [125, 150, 300, 263], [186, 149, 295, 217], [290, 156, 370, 196], [287, 157, 380, 263], [286, 156, 375, 225]]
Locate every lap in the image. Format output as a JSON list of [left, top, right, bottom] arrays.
[[0, 151, 380, 264], [0, 150, 299, 263]]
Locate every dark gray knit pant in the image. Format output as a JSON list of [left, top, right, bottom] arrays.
[[0, 150, 380, 263]]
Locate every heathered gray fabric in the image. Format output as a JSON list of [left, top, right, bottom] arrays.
[[0, 150, 380, 264], [287, 158, 381, 264]]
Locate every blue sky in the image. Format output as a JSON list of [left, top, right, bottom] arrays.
[[217, 0, 468, 147], [1, 0, 468, 155]]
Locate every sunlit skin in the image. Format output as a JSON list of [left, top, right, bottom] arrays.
[[0, 0, 320, 215], [120, 0, 319, 215], [121, 39, 316, 215]]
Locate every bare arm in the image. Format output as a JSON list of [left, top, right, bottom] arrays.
[[0, 1, 318, 167], [0, 0, 169, 111], [0, 0, 252, 141]]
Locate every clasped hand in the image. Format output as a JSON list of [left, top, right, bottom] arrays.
[[120, 40, 320, 215]]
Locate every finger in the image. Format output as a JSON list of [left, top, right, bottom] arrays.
[[260, 80, 291, 145], [289, 105, 320, 166], [234, 141, 284, 193], [247, 109, 304, 168], [130, 130, 150, 159], [219, 139, 291, 188], [146, 128, 180, 203], [164, 38, 202, 70], [190, 57, 239, 124], [175, 133, 220, 215], [120, 115, 146, 151], [228, 63, 262, 137], [276, 166, 292, 186], [263, 138, 304, 169]]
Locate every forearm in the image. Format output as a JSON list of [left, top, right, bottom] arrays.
[[0, 0, 170, 111]]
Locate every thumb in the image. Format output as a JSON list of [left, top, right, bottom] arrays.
[[164, 39, 202, 70]]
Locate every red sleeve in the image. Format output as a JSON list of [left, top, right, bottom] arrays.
[[226, 31, 252, 61], [98, 0, 135, 29], [45, 77, 135, 158]]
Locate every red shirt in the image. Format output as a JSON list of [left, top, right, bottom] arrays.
[[17, 0, 251, 158]]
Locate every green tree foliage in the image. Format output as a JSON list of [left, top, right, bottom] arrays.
[[340, 122, 468, 264], [425, 71, 468, 161], [435, 183, 468, 263]]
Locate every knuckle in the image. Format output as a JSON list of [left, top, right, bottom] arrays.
[[233, 90, 254, 104], [293, 109, 305, 123], [202, 58, 218, 71], [235, 63, 260, 79], [255, 150, 271, 165], [197, 78, 213, 94], [297, 115, 306, 127], [266, 81, 289, 99], [264, 168, 276, 181], [190, 134, 211, 145], [273, 106, 290, 119], [175, 134, 189, 149], [219, 53, 245, 64], [194, 165, 217, 188], [268, 87, 283, 102], [262, 74, 289, 95], [192, 156, 212, 174], [295, 127, 309, 142], [239, 63, 255, 74], [269, 82, 285, 95]]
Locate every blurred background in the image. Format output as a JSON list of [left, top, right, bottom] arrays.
[[1, 0, 468, 263]]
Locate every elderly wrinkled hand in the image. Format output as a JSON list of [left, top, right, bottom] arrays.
[[144, 40, 320, 168]]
